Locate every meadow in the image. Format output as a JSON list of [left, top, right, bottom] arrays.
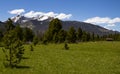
[[0, 41, 120, 74]]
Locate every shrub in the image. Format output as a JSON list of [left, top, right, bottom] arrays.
[[64, 43, 69, 50]]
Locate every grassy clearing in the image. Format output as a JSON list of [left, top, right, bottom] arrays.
[[0, 41, 120, 74]]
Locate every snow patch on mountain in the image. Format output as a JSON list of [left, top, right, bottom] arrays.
[[11, 15, 55, 23]]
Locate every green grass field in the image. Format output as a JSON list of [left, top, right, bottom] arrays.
[[0, 41, 120, 74]]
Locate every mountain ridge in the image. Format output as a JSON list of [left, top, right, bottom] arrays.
[[0, 15, 119, 36]]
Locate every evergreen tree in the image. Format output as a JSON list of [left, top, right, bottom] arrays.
[[86, 32, 91, 41], [53, 33, 59, 43], [67, 26, 77, 43], [95, 35, 100, 41], [91, 32, 95, 41], [43, 30, 49, 43], [58, 30, 67, 43], [77, 27, 82, 41], [3, 30, 24, 68], [33, 36, 39, 46], [23, 27, 34, 42], [81, 31, 87, 42], [49, 18, 62, 34], [0, 30, 3, 41], [114, 33, 120, 41], [44, 18, 62, 42], [5, 18, 15, 31], [14, 25, 23, 40]]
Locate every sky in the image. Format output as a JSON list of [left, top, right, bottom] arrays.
[[0, 0, 120, 31]]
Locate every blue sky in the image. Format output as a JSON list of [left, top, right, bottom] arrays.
[[0, 0, 120, 31]]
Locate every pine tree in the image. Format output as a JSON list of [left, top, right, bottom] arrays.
[[95, 35, 100, 41], [49, 18, 62, 34], [58, 30, 67, 43], [81, 31, 87, 42], [67, 26, 77, 43], [3, 30, 24, 68], [53, 33, 59, 43], [2, 19, 25, 68], [77, 27, 82, 42], [5, 18, 15, 31], [91, 32, 95, 41], [14, 25, 23, 40], [44, 18, 62, 42], [86, 32, 91, 41], [0, 30, 3, 41], [23, 27, 34, 42], [33, 36, 39, 46]]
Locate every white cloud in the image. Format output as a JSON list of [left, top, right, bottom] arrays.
[[24, 11, 72, 20], [44, 12, 57, 17], [9, 9, 25, 15], [56, 13, 72, 20], [107, 24, 115, 27], [108, 17, 120, 23], [8, 9, 72, 20], [84, 17, 120, 26], [24, 11, 43, 18], [104, 25, 116, 31]]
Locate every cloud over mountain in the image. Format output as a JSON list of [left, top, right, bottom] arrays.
[[84, 17, 120, 26], [9, 9, 72, 20], [24, 11, 72, 20], [84, 17, 120, 31], [55, 13, 72, 20], [9, 9, 25, 15]]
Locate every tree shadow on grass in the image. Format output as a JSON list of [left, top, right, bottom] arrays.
[[22, 57, 30, 59], [15, 65, 30, 69], [14, 57, 30, 69]]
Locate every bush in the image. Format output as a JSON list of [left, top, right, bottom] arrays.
[[64, 43, 69, 50]]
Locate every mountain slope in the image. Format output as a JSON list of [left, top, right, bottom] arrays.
[[10, 15, 119, 35], [62, 21, 116, 35]]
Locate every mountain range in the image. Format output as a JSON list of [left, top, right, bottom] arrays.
[[0, 15, 119, 36]]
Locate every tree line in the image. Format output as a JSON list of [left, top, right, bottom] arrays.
[[41, 18, 120, 43], [0, 18, 120, 45]]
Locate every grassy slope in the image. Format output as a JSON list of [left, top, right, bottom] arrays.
[[0, 41, 120, 74]]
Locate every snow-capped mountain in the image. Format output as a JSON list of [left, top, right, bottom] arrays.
[[7, 15, 119, 36], [11, 15, 54, 23]]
